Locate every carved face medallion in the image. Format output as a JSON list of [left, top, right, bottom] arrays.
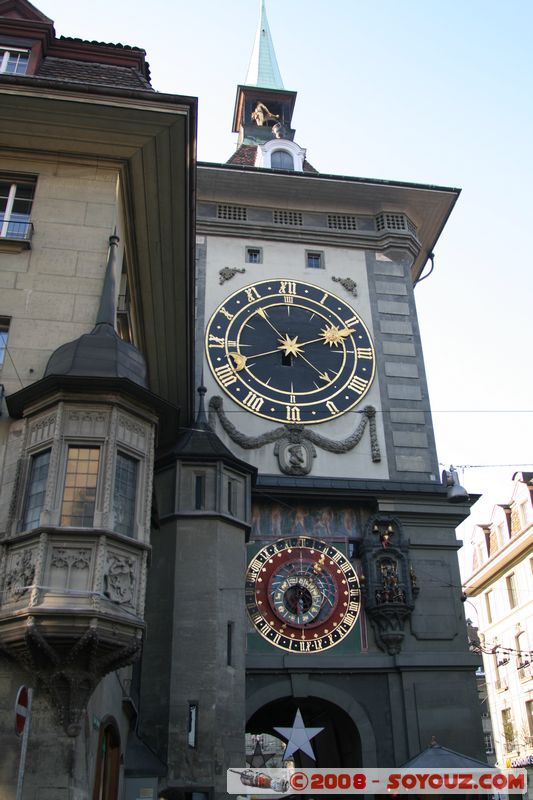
[[245, 537, 361, 653], [205, 279, 376, 424]]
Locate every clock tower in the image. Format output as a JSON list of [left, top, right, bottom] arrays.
[[144, 1, 484, 794]]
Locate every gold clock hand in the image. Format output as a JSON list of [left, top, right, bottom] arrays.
[[256, 306, 285, 338], [228, 342, 291, 370]]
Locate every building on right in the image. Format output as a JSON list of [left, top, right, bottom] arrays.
[[463, 472, 533, 789]]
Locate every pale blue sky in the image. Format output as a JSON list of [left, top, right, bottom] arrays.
[[40, 0, 533, 509]]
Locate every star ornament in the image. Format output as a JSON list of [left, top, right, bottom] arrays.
[[274, 708, 324, 761], [278, 334, 304, 357]]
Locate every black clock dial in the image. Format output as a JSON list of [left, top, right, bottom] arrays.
[[245, 536, 361, 653], [205, 279, 376, 424]]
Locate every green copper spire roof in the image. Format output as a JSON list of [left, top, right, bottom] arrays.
[[245, 0, 284, 89]]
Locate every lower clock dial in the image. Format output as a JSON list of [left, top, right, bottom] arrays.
[[245, 537, 361, 653]]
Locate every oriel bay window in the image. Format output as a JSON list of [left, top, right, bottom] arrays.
[[61, 446, 100, 527]]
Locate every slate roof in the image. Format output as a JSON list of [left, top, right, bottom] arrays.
[[402, 742, 493, 769], [227, 144, 318, 173], [36, 56, 152, 90]]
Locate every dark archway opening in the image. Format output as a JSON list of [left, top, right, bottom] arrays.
[[247, 696, 362, 769]]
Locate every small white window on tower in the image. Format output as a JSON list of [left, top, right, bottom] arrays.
[[271, 150, 294, 170], [306, 250, 324, 269], [246, 246, 262, 264]]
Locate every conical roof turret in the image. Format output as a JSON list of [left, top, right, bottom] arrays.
[[245, 0, 284, 89]]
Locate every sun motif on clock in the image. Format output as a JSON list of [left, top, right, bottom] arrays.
[[205, 279, 376, 424], [245, 537, 361, 653]]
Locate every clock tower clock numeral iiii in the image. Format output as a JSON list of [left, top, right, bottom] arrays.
[[205, 279, 376, 424]]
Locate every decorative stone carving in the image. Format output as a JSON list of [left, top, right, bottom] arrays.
[[5, 548, 35, 600], [21, 619, 142, 736], [0, 531, 145, 735], [65, 409, 107, 437], [117, 412, 147, 450], [360, 514, 418, 655], [274, 434, 316, 476], [332, 276, 358, 296], [219, 267, 245, 285], [104, 552, 136, 606], [209, 396, 380, 474], [29, 413, 56, 446], [51, 547, 91, 573]]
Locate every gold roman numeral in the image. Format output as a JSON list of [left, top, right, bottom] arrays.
[[326, 400, 339, 415], [283, 295, 294, 304], [320, 292, 329, 305], [215, 364, 237, 387], [286, 405, 301, 422], [345, 315, 359, 327], [208, 334, 225, 348], [279, 280, 297, 295], [245, 286, 261, 303], [357, 347, 373, 359], [348, 375, 368, 394], [243, 391, 264, 411], [219, 306, 234, 321]]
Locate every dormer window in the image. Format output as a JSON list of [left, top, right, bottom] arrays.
[[271, 150, 294, 171], [0, 47, 29, 75], [255, 139, 306, 171]]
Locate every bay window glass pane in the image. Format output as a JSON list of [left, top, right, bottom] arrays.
[[61, 446, 100, 527], [113, 453, 138, 536], [23, 449, 51, 530]]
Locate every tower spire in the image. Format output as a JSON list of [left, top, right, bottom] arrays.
[[245, 0, 284, 89]]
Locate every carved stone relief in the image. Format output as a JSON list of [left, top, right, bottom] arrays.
[[332, 276, 358, 297], [117, 413, 147, 452], [219, 267, 245, 285], [49, 547, 92, 591], [209, 395, 380, 475], [360, 514, 419, 655], [5, 548, 36, 601], [29, 413, 56, 446], [65, 409, 107, 438], [104, 551, 136, 607]]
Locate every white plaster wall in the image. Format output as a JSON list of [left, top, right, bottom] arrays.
[[202, 235, 390, 480]]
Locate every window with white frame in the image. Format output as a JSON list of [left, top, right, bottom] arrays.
[[246, 246, 262, 264], [506, 573, 518, 609], [0, 47, 29, 75], [485, 590, 493, 624], [0, 317, 10, 368], [306, 250, 324, 269], [0, 177, 35, 240], [484, 732, 493, 754]]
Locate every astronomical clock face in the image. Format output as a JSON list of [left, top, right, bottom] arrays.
[[245, 537, 361, 653], [205, 279, 376, 424]]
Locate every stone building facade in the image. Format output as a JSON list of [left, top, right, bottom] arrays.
[[464, 473, 533, 796]]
